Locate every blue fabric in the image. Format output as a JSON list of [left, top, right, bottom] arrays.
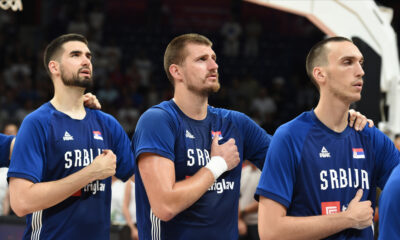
[[256, 110, 400, 239], [8, 102, 134, 240], [133, 100, 271, 240], [0, 133, 14, 167], [378, 163, 400, 239]]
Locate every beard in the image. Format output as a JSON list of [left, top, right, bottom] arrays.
[[187, 74, 220, 96], [60, 66, 93, 89]]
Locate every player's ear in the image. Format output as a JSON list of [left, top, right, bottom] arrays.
[[313, 66, 326, 85], [49, 60, 60, 75], [169, 64, 182, 82]]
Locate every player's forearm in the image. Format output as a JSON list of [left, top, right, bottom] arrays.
[[150, 167, 215, 221], [9, 137, 15, 160], [10, 165, 98, 216], [259, 212, 354, 240], [122, 203, 134, 226]]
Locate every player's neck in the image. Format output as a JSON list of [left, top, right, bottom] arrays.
[[51, 85, 86, 120], [173, 92, 208, 120], [314, 96, 349, 133]]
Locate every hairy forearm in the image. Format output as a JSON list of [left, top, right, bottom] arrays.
[[10, 166, 97, 216]]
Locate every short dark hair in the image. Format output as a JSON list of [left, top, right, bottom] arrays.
[[395, 134, 400, 139], [164, 33, 212, 85], [43, 33, 88, 76], [305, 36, 352, 90]]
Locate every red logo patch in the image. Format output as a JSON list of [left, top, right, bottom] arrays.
[[71, 189, 82, 197], [321, 201, 340, 215]]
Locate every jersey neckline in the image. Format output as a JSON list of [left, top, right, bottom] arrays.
[[168, 99, 212, 125], [46, 102, 90, 121], [309, 109, 353, 138]]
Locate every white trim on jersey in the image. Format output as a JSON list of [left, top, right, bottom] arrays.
[[150, 209, 160, 240], [31, 210, 43, 240]]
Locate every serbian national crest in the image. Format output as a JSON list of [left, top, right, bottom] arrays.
[[211, 130, 223, 140]]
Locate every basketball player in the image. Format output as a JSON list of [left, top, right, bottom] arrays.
[[132, 34, 372, 240], [8, 33, 134, 239], [256, 37, 400, 239]]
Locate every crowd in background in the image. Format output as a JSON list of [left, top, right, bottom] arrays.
[[0, 0, 328, 137], [0, 0, 400, 239]]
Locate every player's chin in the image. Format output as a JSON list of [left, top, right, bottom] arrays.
[[348, 94, 361, 104], [211, 82, 220, 93]]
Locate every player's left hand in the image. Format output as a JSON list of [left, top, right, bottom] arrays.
[[348, 109, 374, 131], [238, 217, 247, 236], [83, 92, 101, 110]]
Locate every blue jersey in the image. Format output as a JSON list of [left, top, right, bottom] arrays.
[[133, 100, 271, 240], [256, 110, 399, 239], [378, 163, 400, 239], [8, 102, 134, 240], [0, 133, 13, 167]]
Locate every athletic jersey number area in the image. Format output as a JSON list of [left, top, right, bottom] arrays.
[[133, 100, 271, 240], [8, 102, 134, 240], [256, 110, 400, 240]]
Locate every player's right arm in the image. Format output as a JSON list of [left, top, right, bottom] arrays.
[[256, 120, 373, 239], [258, 189, 373, 240], [138, 135, 239, 221], [133, 107, 239, 221], [9, 149, 116, 217]]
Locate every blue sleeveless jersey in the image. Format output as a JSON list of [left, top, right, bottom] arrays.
[[378, 163, 400, 239], [8, 102, 134, 240], [0, 133, 13, 167], [256, 110, 399, 239], [132, 100, 271, 240]]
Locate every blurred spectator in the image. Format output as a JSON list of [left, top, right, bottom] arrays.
[[239, 161, 261, 240], [0, 168, 9, 216], [146, 84, 160, 107], [111, 176, 127, 225], [88, 5, 105, 42], [0, 122, 18, 216], [97, 81, 119, 105], [67, 12, 89, 36], [104, 39, 122, 73], [394, 134, 400, 151], [295, 78, 318, 112], [243, 19, 262, 57], [134, 50, 153, 88], [3, 54, 31, 89], [221, 16, 242, 57], [239, 75, 259, 103], [122, 180, 138, 240], [15, 99, 35, 123], [251, 87, 276, 123], [117, 96, 140, 136], [3, 122, 18, 136]]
